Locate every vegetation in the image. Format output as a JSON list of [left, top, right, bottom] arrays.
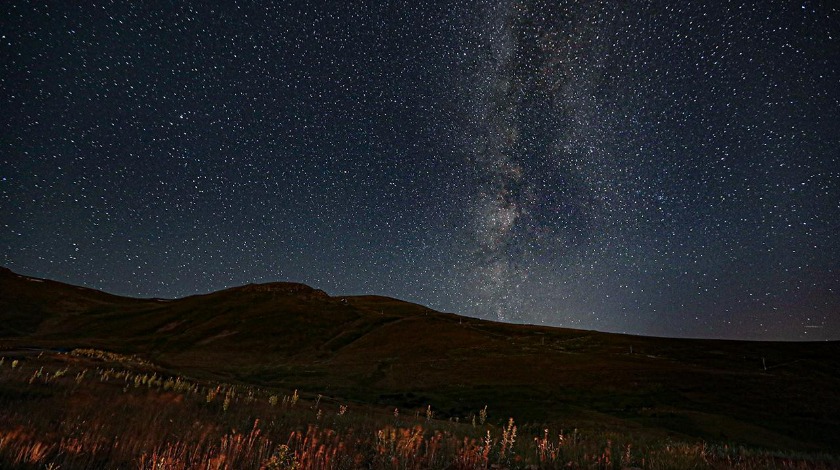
[[2, 267, 839, 468], [0, 350, 837, 469]]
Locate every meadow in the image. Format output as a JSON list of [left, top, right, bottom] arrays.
[[0, 348, 836, 469], [2, 268, 839, 468]]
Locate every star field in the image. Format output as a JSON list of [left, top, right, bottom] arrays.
[[2, 1, 838, 340]]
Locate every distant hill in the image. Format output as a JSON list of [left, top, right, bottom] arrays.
[[1, 267, 839, 453]]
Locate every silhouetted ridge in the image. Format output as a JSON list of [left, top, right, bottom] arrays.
[[2, 266, 840, 454], [233, 282, 329, 298]]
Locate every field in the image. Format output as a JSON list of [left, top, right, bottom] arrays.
[[1, 267, 839, 468], [2, 349, 837, 469]]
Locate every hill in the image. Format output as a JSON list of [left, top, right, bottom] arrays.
[[1, 267, 839, 455]]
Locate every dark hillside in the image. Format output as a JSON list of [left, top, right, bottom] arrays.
[[1, 267, 838, 453]]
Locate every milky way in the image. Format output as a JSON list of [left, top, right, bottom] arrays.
[[454, 0, 840, 339], [2, 1, 838, 340], [462, 1, 628, 322]]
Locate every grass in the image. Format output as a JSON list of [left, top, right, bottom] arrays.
[[0, 350, 837, 469], [2, 267, 840, 467]]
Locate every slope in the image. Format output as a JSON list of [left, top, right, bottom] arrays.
[[1, 267, 838, 454]]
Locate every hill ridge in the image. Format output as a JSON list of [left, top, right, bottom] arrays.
[[1, 267, 839, 453]]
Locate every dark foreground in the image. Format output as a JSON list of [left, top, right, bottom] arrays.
[[1, 267, 839, 468]]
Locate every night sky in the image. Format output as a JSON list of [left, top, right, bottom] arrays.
[[3, 1, 839, 341]]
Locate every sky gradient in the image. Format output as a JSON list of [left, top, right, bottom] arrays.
[[3, 1, 839, 340]]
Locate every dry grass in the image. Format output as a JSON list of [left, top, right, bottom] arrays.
[[4, 267, 840, 457], [0, 350, 837, 469]]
